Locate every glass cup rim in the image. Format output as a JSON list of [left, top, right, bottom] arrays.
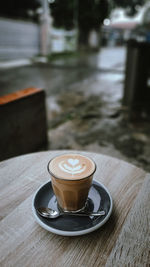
[[47, 153, 97, 181]]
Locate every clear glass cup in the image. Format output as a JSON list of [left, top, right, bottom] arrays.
[[47, 153, 96, 212]]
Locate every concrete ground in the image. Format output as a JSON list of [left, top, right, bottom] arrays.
[[1, 46, 150, 172]]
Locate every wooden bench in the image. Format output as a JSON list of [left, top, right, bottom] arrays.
[[0, 87, 48, 161]]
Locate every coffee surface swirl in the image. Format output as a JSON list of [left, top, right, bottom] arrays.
[[49, 154, 96, 180]]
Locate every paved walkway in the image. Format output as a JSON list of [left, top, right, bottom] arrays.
[[1, 46, 150, 172]]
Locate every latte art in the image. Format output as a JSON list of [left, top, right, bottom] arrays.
[[59, 159, 86, 175], [48, 153, 96, 180], [68, 158, 79, 166]]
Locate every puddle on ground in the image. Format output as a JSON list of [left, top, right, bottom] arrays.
[[48, 88, 150, 172]]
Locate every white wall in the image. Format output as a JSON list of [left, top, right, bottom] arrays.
[[0, 18, 40, 60]]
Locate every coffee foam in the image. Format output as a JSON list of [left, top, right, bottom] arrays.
[[49, 154, 96, 180]]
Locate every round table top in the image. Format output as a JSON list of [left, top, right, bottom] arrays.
[[0, 150, 149, 266]]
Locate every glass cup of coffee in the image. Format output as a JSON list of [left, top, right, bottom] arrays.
[[47, 153, 96, 212]]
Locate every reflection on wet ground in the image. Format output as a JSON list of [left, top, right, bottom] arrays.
[[48, 71, 150, 172], [0, 47, 150, 171], [47, 48, 150, 172]]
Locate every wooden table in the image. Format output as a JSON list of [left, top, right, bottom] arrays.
[[0, 150, 150, 266]]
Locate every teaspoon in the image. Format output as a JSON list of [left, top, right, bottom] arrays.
[[37, 207, 105, 219]]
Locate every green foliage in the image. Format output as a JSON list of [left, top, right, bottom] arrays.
[[78, 0, 108, 31], [50, 0, 75, 30], [0, 0, 40, 20], [50, 0, 108, 30], [113, 0, 145, 6], [47, 51, 79, 61]]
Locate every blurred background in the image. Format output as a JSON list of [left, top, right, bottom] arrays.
[[0, 0, 150, 171]]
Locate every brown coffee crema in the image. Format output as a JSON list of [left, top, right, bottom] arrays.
[[48, 154, 96, 180]]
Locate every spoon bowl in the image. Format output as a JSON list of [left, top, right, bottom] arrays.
[[37, 207, 105, 219]]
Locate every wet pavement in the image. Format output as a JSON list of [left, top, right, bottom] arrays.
[[1, 46, 150, 172]]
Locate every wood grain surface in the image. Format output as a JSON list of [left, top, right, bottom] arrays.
[[106, 173, 150, 267], [0, 150, 148, 267]]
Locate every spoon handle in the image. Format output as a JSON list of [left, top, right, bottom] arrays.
[[62, 211, 105, 216]]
